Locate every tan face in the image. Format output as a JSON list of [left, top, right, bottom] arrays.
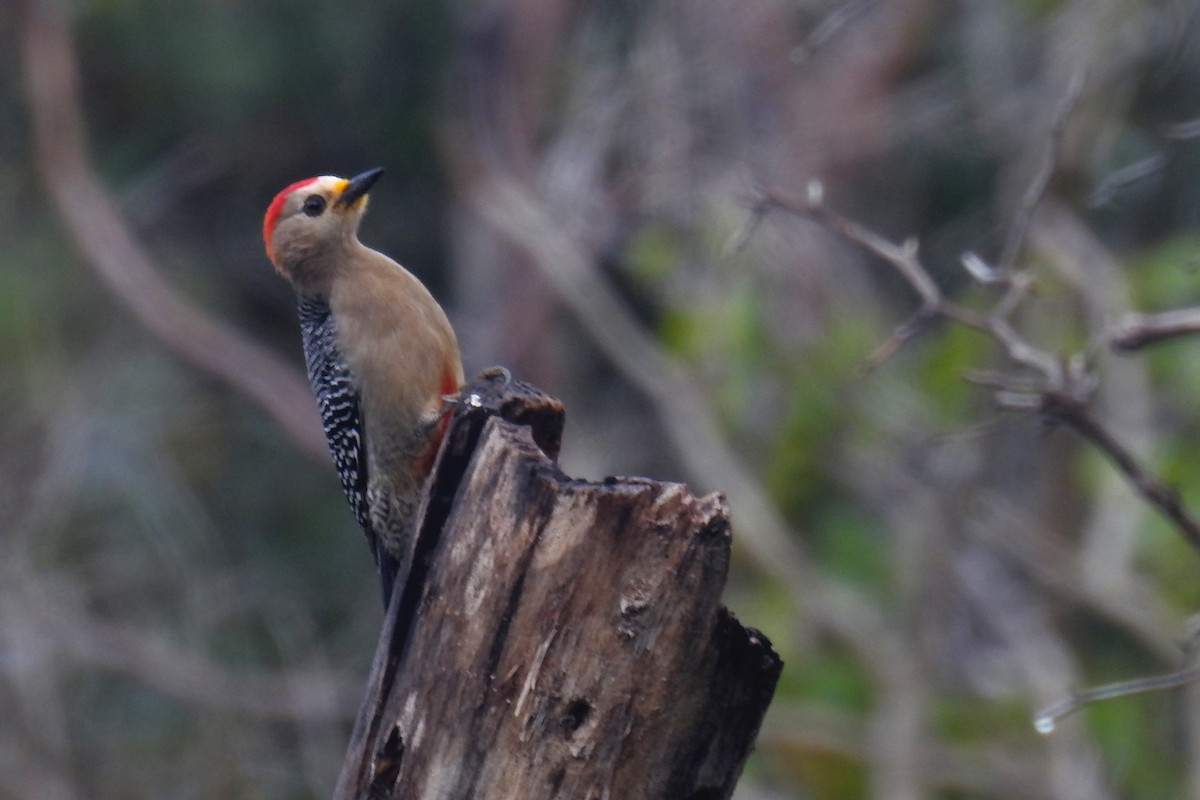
[[264, 175, 366, 281]]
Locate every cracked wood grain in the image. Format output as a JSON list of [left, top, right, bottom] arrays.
[[334, 375, 780, 799]]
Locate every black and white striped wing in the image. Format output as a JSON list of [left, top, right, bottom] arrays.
[[297, 297, 371, 537]]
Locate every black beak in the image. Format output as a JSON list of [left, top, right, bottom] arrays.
[[336, 167, 385, 207]]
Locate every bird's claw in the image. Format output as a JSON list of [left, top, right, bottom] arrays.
[[443, 366, 512, 410], [477, 365, 512, 387]]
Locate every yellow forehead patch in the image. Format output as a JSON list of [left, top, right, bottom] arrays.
[[325, 176, 368, 209]]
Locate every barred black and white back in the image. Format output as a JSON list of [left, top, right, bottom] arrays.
[[297, 296, 398, 603]]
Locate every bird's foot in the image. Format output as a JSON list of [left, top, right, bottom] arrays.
[[476, 365, 512, 386], [447, 366, 513, 409]]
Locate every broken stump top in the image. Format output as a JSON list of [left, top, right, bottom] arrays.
[[335, 374, 781, 800]]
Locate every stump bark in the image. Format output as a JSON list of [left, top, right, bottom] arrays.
[[333, 375, 781, 800]]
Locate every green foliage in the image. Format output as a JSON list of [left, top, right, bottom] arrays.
[[1134, 511, 1200, 610], [1127, 234, 1200, 311], [912, 313, 990, 425], [777, 745, 868, 800], [810, 504, 890, 596], [932, 691, 1032, 745], [625, 224, 682, 288], [787, 646, 873, 716]]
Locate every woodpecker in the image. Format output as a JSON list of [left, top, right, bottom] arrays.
[[263, 168, 464, 606]]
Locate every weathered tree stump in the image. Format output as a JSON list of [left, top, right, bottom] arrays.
[[333, 374, 781, 799]]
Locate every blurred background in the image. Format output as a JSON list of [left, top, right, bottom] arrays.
[[5, 0, 1200, 798]]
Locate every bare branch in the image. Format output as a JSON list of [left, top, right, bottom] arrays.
[[1089, 154, 1168, 208], [59, 615, 360, 722], [1110, 307, 1200, 351], [1087, 114, 1200, 208], [761, 184, 943, 310], [758, 183, 1200, 553], [996, 71, 1085, 274], [1034, 662, 1200, 734], [758, 185, 1066, 386], [864, 308, 938, 370], [1164, 116, 1200, 140], [1043, 394, 1200, 551], [17, 1, 326, 460], [0, 560, 359, 724], [792, 0, 877, 61]]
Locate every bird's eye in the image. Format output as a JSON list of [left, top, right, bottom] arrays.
[[302, 195, 327, 217]]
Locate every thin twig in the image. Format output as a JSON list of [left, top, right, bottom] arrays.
[[1110, 308, 1200, 351], [864, 308, 939, 370], [1089, 153, 1168, 208], [1087, 114, 1200, 208], [759, 184, 1067, 387], [1034, 662, 1200, 734], [1044, 394, 1200, 551], [1164, 116, 1200, 140], [756, 181, 1200, 554], [761, 184, 943, 309], [997, 71, 1085, 274]]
